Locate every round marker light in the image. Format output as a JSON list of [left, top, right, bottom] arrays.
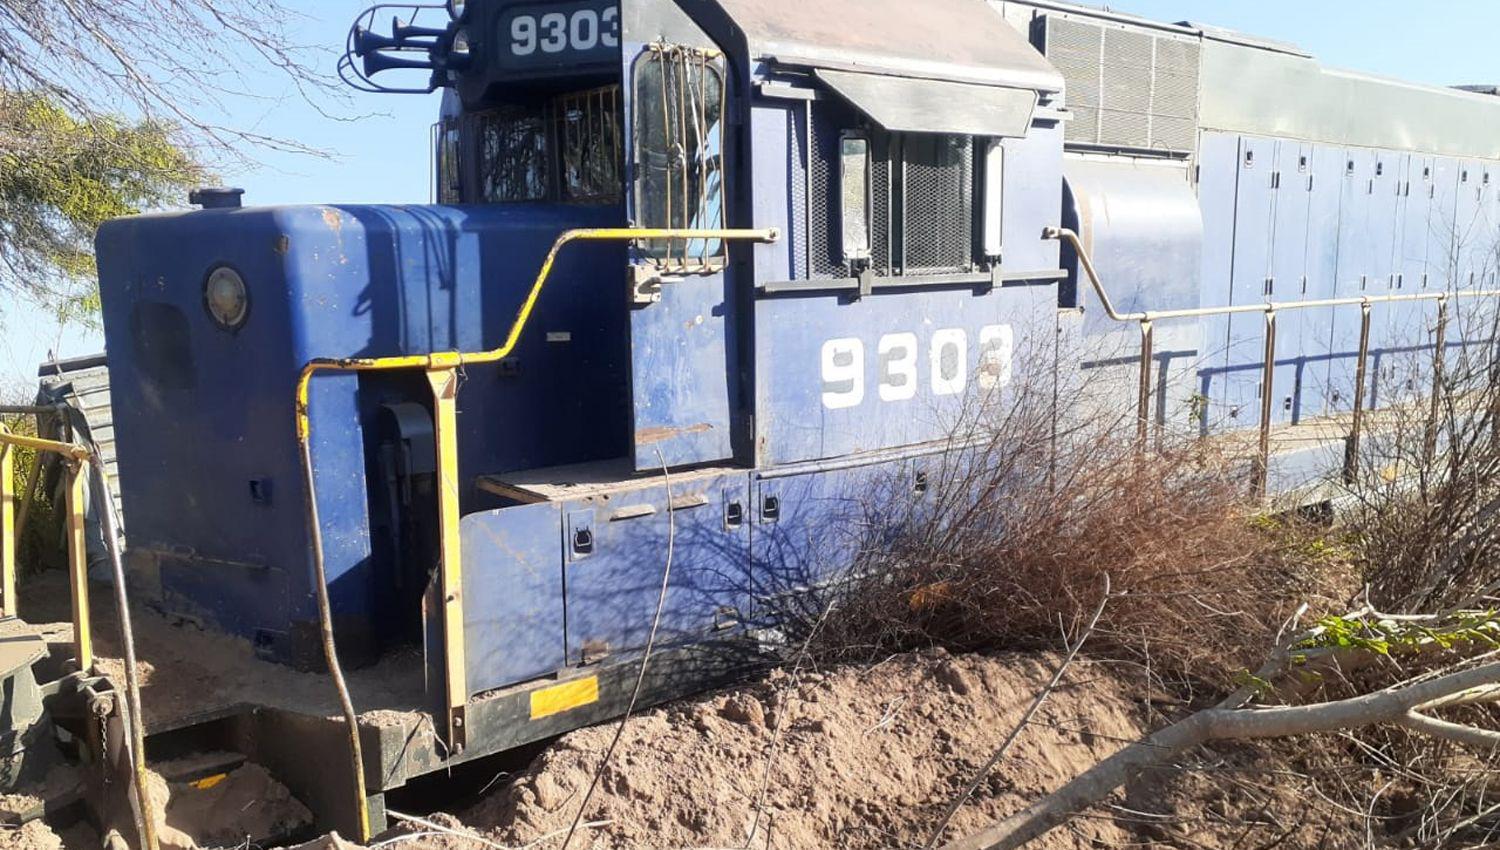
[[446, 0, 466, 20], [204, 266, 250, 330]]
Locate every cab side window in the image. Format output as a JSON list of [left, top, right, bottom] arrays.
[[633, 45, 726, 269], [436, 119, 462, 204]]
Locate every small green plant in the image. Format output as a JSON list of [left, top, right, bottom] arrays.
[[1185, 392, 1210, 427], [1292, 610, 1500, 661]]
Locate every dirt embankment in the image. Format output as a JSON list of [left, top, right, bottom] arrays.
[[15, 647, 1365, 850], [334, 650, 1144, 850], [16, 570, 426, 732], [475, 650, 1143, 849]]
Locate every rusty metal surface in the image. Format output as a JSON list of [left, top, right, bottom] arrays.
[[715, 0, 1063, 91]]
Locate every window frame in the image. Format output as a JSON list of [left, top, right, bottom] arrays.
[[471, 105, 553, 204], [838, 131, 873, 263], [435, 118, 463, 205], [895, 131, 976, 276], [981, 138, 1004, 261], [630, 43, 729, 271], [554, 84, 625, 204]]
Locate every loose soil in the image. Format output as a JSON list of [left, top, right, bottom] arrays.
[[314, 649, 1152, 850], [6, 566, 1360, 850], [8, 640, 1364, 850], [152, 763, 314, 850], [15, 570, 426, 730], [7, 762, 313, 850]]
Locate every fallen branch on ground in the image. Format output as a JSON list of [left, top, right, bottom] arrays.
[[942, 607, 1500, 850]]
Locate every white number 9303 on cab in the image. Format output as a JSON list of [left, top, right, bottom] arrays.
[[820, 325, 1014, 410]]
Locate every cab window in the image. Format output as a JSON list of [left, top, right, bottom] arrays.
[[469, 86, 624, 205], [633, 45, 726, 268], [556, 85, 623, 202], [479, 106, 550, 202]]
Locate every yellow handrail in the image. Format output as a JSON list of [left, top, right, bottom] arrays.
[[293, 227, 779, 437], [0, 424, 159, 850], [0, 425, 90, 656], [294, 226, 778, 841]]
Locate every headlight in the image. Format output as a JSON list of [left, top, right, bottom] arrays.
[[446, 0, 466, 20], [450, 27, 473, 61], [203, 266, 250, 330]]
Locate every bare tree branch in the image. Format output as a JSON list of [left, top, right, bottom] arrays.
[[942, 645, 1500, 850]]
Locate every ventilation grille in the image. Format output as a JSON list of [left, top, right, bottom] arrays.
[[808, 107, 901, 278], [804, 106, 970, 279], [808, 113, 842, 278], [902, 135, 973, 274], [870, 136, 893, 275], [788, 106, 810, 279], [1043, 15, 1201, 153]]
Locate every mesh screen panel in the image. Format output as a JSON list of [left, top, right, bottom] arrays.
[[807, 107, 898, 277], [800, 111, 969, 280], [788, 106, 809, 280], [1149, 39, 1201, 152], [808, 114, 841, 277], [902, 135, 973, 274], [871, 135, 893, 274], [1044, 15, 1201, 152]]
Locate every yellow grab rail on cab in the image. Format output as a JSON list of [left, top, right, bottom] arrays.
[[293, 226, 778, 842]]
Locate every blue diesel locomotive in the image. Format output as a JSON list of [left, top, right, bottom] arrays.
[[89, 0, 1500, 833]]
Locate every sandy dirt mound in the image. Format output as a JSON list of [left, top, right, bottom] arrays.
[[4, 819, 65, 850], [151, 763, 314, 850], [445, 649, 1146, 850], [16, 569, 425, 730]]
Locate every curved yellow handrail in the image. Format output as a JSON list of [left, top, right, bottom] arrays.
[[293, 225, 778, 841], [295, 227, 779, 437]]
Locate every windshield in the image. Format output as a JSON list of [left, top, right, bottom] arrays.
[[469, 85, 624, 204]]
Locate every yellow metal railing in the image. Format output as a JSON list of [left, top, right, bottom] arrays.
[[0, 423, 158, 850], [295, 226, 779, 841], [0, 424, 93, 668], [1045, 226, 1500, 495]]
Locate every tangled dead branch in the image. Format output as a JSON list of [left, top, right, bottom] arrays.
[[943, 607, 1500, 850]]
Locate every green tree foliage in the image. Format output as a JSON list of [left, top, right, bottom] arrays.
[[0, 0, 339, 318], [0, 92, 203, 315]]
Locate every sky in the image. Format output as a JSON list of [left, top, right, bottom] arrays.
[[4, 0, 1500, 391]]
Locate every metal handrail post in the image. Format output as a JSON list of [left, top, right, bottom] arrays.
[[1345, 301, 1374, 482], [1254, 310, 1278, 498], [0, 426, 158, 850], [1, 440, 12, 617], [1424, 297, 1449, 467], [0, 426, 93, 635], [1043, 227, 1500, 498], [15, 405, 65, 545], [424, 362, 467, 754], [1136, 320, 1154, 451], [65, 461, 92, 672]]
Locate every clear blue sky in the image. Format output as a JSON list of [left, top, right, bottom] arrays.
[[4, 0, 1499, 390]]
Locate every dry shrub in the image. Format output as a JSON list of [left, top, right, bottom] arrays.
[[1342, 324, 1500, 613], [810, 397, 1354, 690]]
